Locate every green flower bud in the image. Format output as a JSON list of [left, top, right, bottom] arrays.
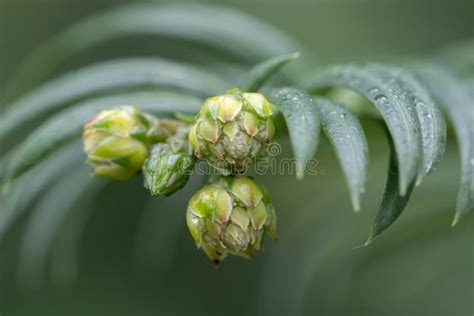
[[189, 89, 276, 175], [186, 176, 277, 264], [82, 106, 150, 180], [143, 127, 196, 196]]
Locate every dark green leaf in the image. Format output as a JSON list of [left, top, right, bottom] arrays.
[[314, 97, 368, 211], [243, 52, 300, 92], [366, 141, 416, 244], [267, 87, 321, 179]]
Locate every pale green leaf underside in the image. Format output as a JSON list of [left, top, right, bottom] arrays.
[[304, 64, 425, 195], [314, 97, 368, 212], [3, 92, 201, 181], [267, 87, 321, 179], [0, 58, 226, 150], [415, 66, 474, 224], [243, 52, 300, 92], [5, 3, 311, 97], [367, 66, 447, 183]]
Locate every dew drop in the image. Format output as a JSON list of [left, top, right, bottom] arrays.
[[374, 94, 388, 103], [367, 87, 380, 95]]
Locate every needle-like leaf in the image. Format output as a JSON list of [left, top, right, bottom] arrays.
[[267, 87, 321, 179], [366, 141, 416, 244], [366, 65, 446, 184], [304, 64, 422, 195], [0, 58, 226, 151], [314, 97, 369, 212], [415, 66, 473, 224], [5, 3, 312, 97], [243, 52, 300, 92]]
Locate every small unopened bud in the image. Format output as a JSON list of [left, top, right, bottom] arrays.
[[143, 127, 196, 196], [186, 176, 277, 264], [82, 106, 150, 180]]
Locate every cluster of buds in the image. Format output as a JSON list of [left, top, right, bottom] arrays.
[[82, 89, 279, 265], [188, 88, 276, 175], [82, 106, 194, 196], [185, 89, 278, 263], [186, 176, 277, 264]]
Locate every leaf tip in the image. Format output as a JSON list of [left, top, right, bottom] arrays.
[[451, 213, 461, 227], [397, 172, 409, 197], [353, 239, 371, 250], [359, 226, 383, 248], [351, 196, 361, 213], [415, 173, 424, 187], [399, 184, 408, 197], [295, 162, 305, 180]]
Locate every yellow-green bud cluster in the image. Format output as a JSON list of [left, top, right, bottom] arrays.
[[186, 176, 277, 264], [82, 91, 279, 266], [188, 89, 276, 175]]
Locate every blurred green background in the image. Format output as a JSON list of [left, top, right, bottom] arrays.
[[0, 0, 473, 315], [2, 0, 474, 90]]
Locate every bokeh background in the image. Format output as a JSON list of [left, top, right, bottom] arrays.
[[0, 0, 473, 315]]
